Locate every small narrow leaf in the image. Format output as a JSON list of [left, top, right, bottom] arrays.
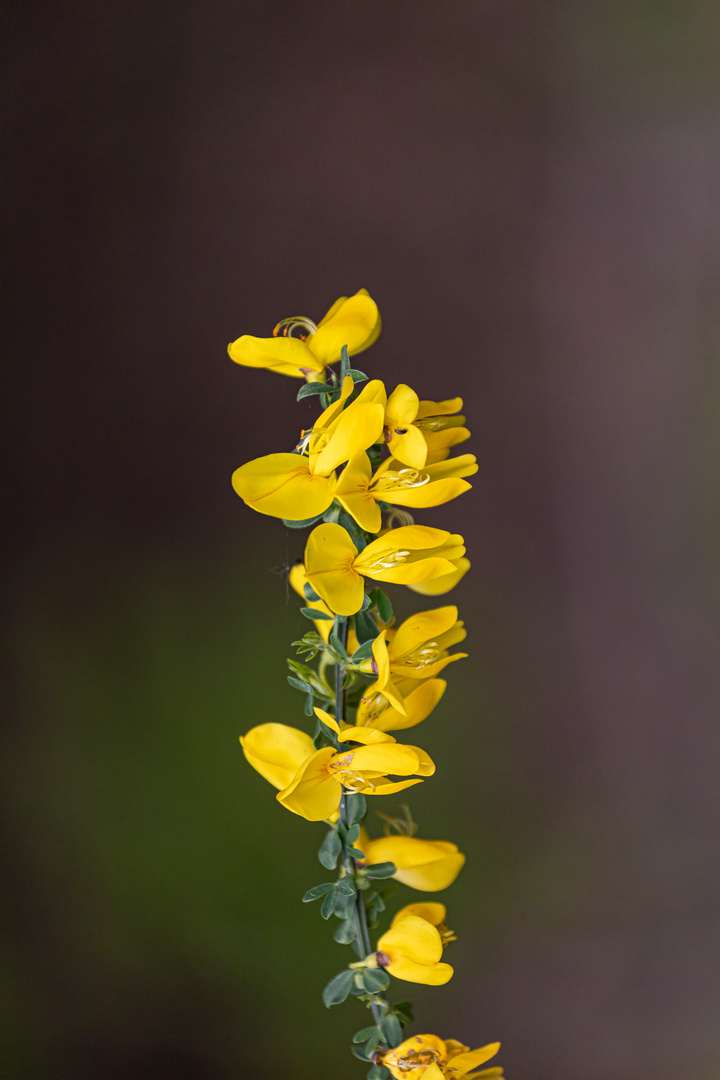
[[348, 846, 366, 859], [351, 638, 376, 662], [334, 919, 357, 944], [346, 792, 367, 824], [336, 878, 356, 897], [364, 861, 397, 879], [333, 891, 356, 920], [354, 610, 378, 645], [318, 829, 342, 870], [364, 1032, 381, 1057], [329, 632, 350, 659], [297, 381, 333, 400], [304, 692, 314, 716], [361, 967, 390, 993], [282, 513, 324, 528], [322, 969, 355, 1007], [301, 606, 334, 621], [340, 344, 351, 377], [345, 368, 368, 383], [287, 675, 312, 693], [370, 588, 393, 625], [321, 888, 337, 919], [346, 822, 360, 846], [353, 1025, 380, 1044], [302, 883, 334, 902], [382, 1014, 403, 1048], [303, 582, 321, 602], [367, 1065, 391, 1080]]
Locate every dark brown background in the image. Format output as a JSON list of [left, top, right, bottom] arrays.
[[3, 3, 720, 1078]]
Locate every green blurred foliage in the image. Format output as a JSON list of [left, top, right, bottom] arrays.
[[2, 532, 508, 1079]]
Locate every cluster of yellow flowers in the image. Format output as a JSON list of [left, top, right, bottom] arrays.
[[229, 291, 503, 1080]]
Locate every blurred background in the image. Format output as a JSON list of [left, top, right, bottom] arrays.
[[3, 2, 720, 1078]]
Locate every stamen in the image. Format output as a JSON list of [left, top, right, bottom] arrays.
[[385, 508, 415, 528], [273, 316, 318, 341], [362, 549, 411, 573], [371, 468, 430, 492], [414, 414, 465, 432], [397, 641, 442, 669]]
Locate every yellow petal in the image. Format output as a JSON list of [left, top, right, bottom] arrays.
[[383, 477, 471, 510], [391, 902, 446, 927], [308, 291, 380, 363], [365, 777, 424, 795], [336, 726, 397, 745], [240, 723, 315, 790], [232, 454, 337, 519], [311, 375, 356, 438], [371, 633, 407, 715], [336, 453, 382, 534], [313, 707, 340, 734], [379, 914, 444, 965], [277, 747, 340, 821], [423, 427, 471, 464], [415, 397, 463, 418], [349, 742, 420, 775], [304, 523, 365, 616], [406, 557, 471, 596], [388, 424, 428, 470], [420, 1065, 444, 1080], [447, 1044, 501, 1074], [368, 557, 461, 586], [391, 607, 458, 658], [404, 745, 435, 776], [357, 678, 446, 732], [382, 1035, 447, 1080], [227, 334, 323, 377], [386, 384, 419, 428], [364, 836, 465, 892], [424, 454, 478, 480], [313, 402, 385, 475]]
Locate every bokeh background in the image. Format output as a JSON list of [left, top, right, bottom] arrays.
[[4, 2, 720, 1078]]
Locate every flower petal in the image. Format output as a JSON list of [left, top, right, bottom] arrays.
[[313, 402, 385, 475], [357, 678, 446, 732], [391, 607, 459, 658], [308, 291, 380, 363], [415, 397, 463, 418], [350, 742, 421, 775], [379, 914, 445, 965], [365, 777, 424, 795], [386, 384, 419, 428], [389, 424, 428, 470], [406, 558, 471, 596], [277, 747, 340, 821], [391, 903, 446, 928], [304, 523, 365, 616], [240, 723, 315, 790], [227, 334, 322, 377], [448, 1044, 502, 1074], [232, 454, 337, 519]]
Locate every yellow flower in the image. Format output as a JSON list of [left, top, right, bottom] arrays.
[[361, 833, 465, 891], [288, 562, 358, 650], [355, 676, 446, 732], [231, 377, 386, 520], [336, 452, 478, 533], [384, 385, 468, 470], [228, 289, 381, 378], [382, 1033, 502, 1080], [304, 523, 466, 616], [241, 717, 435, 822], [374, 606, 467, 681], [375, 902, 455, 985], [406, 557, 470, 596]]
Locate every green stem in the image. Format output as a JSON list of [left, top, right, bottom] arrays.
[[333, 616, 388, 1037]]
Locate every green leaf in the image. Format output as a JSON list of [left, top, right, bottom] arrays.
[[329, 632, 350, 659], [318, 829, 342, 870], [282, 513, 324, 528], [297, 381, 333, 400], [334, 919, 357, 944], [364, 862, 397, 879], [351, 638, 376, 662], [322, 969, 355, 1007], [340, 344, 351, 378], [370, 588, 393, 624], [304, 692, 314, 716], [287, 675, 311, 693], [351, 1044, 374, 1062], [382, 1014, 403, 1047], [303, 582, 321, 602], [320, 889, 337, 919], [333, 891, 356, 920], [367, 1065, 390, 1080], [345, 368, 368, 383], [393, 1001, 414, 1027], [302, 883, 334, 902], [348, 846, 366, 859], [361, 967, 390, 993], [354, 609, 378, 644], [353, 1026, 380, 1044], [364, 1031, 382, 1057], [346, 822, 360, 846], [301, 606, 334, 621], [346, 792, 367, 824], [336, 878, 356, 896]]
